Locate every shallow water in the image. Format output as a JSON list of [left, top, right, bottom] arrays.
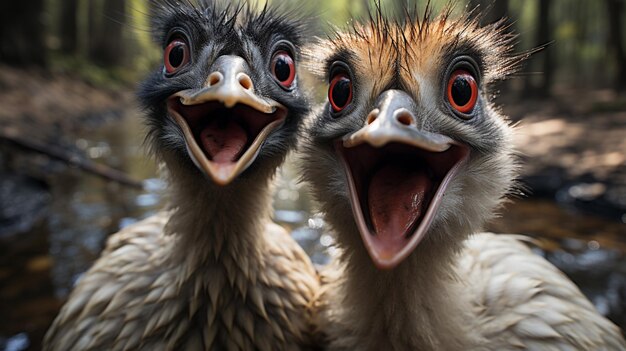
[[0, 111, 624, 350]]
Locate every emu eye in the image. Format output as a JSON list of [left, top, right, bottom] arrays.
[[164, 38, 190, 75], [447, 70, 478, 114], [271, 51, 296, 88], [329, 73, 353, 113]]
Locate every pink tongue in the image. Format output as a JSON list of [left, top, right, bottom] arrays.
[[367, 164, 432, 242], [200, 120, 248, 163]]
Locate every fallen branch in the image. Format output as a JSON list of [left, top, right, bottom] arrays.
[[0, 127, 144, 189]]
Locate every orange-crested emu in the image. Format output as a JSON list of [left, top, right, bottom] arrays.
[[302, 5, 626, 350], [44, 1, 319, 350]]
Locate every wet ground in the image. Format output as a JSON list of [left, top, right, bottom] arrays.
[[1, 96, 625, 350]]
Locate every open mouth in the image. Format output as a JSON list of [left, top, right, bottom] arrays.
[[335, 140, 469, 269], [167, 97, 286, 185]]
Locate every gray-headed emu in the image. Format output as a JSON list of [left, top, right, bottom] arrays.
[[45, 1, 319, 350]]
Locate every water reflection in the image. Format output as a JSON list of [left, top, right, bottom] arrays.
[[0, 174, 49, 238], [272, 159, 331, 266], [0, 111, 624, 350], [487, 199, 626, 328]]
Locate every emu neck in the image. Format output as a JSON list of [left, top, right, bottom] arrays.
[[165, 167, 274, 268], [335, 233, 476, 350]]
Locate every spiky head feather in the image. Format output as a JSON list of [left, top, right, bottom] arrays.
[[306, 2, 526, 93], [139, 0, 314, 188]]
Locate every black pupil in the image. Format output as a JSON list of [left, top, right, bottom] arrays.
[[169, 44, 185, 68], [274, 56, 291, 82], [451, 76, 472, 107], [332, 78, 351, 108]]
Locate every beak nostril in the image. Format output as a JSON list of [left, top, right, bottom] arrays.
[[395, 112, 415, 127], [207, 72, 222, 87], [238, 74, 253, 91], [366, 110, 379, 125]]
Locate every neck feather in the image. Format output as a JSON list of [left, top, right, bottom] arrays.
[[329, 227, 479, 349], [164, 164, 275, 269]]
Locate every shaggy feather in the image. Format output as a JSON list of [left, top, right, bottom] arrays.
[[302, 2, 625, 350], [45, 1, 320, 350]]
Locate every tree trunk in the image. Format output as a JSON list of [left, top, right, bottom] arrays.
[[537, 0, 553, 96], [469, 0, 509, 25], [88, 0, 126, 67], [0, 0, 46, 66], [524, 0, 552, 97], [486, 0, 509, 24], [88, 0, 102, 61], [60, 0, 79, 54], [606, 0, 626, 91]]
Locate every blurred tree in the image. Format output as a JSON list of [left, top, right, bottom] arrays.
[[524, 0, 552, 97], [88, 0, 126, 67], [60, 0, 79, 54], [606, 0, 626, 91], [0, 0, 46, 66], [390, 0, 406, 20], [468, 0, 509, 25], [536, 0, 553, 96]]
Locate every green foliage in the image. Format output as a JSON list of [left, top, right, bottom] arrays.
[[126, 0, 161, 77]]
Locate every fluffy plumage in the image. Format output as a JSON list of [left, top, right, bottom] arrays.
[[302, 4, 625, 350], [44, 1, 319, 350]]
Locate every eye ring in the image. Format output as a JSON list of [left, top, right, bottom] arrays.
[[271, 50, 296, 88], [443, 56, 481, 119], [446, 70, 478, 114], [164, 36, 190, 75], [329, 73, 353, 113]]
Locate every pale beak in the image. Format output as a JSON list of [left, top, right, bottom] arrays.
[[167, 55, 286, 186], [342, 90, 455, 151], [336, 89, 469, 269]]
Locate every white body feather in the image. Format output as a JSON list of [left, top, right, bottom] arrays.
[[45, 169, 320, 350], [316, 233, 625, 350]]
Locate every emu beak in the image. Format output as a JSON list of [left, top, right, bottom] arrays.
[[167, 55, 287, 186], [335, 90, 470, 269]]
